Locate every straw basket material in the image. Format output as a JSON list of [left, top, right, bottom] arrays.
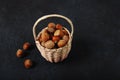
[[33, 14, 74, 63]]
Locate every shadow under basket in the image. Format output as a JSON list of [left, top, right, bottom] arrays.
[[33, 14, 74, 63]]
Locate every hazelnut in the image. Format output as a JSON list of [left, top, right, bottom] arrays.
[[52, 36, 60, 43], [62, 29, 68, 35], [41, 32, 50, 42], [59, 30, 64, 37], [42, 29, 48, 33], [47, 27, 55, 33], [41, 41, 45, 47], [57, 40, 66, 47], [16, 49, 23, 58], [56, 24, 63, 30], [23, 42, 31, 50], [39, 36, 42, 42], [45, 40, 55, 49], [54, 30, 64, 37], [63, 35, 69, 42], [24, 59, 33, 69], [48, 22, 56, 28]]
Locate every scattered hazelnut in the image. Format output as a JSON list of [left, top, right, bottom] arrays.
[[63, 35, 69, 42], [24, 59, 33, 69], [47, 27, 55, 33], [23, 42, 31, 50], [56, 24, 63, 30], [52, 36, 60, 43], [16, 49, 23, 58], [41, 32, 50, 42], [57, 40, 66, 47], [54, 30, 64, 37], [45, 40, 55, 49], [48, 22, 56, 28]]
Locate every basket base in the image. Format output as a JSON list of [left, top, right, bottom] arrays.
[[36, 41, 71, 63]]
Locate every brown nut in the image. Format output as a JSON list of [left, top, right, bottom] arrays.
[[16, 49, 23, 58], [52, 36, 60, 43], [38, 34, 42, 42], [57, 40, 66, 47], [48, 22, 56, 28], [41, 41, 45, 47], [63, 35, 69, 42], [41, 32, 50, 42], [42, 29, 48, 33], [45, 40, 55, 49], [24, 59, 33, 69], [47, 27, 55, 33], [56, 24, 63, 30], [54, 30, 64, 37], [62, 29, 68, 35], [23, 42, 31, 50]]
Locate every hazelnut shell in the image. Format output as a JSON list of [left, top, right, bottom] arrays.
[[63, 35, 69, 42], [23, 42, 31, 50], [47, 27, 55, 33], [56, 24, 63, 30], [48, 22, 56, 28], [41, 32, 50, 42], [62, 29, 68, 35], [16, 49, 23, 58], [24, 59, 33, 69], [57, 40, 66, 48], [45, 40, 55, 49], [54, 30, 64, 37], [52, 36, 60, 43], [41, 41, 45, 47]]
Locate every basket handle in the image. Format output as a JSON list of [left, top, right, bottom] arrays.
[[33, 14, 74, 41]]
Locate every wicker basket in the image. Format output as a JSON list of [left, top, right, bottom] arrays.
[[33, 14, 74, 63]]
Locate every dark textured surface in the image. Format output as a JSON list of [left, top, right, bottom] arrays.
[[0, 0, 120, 80]]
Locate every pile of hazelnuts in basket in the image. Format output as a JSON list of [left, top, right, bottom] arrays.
[[39, 22, 69, 49]]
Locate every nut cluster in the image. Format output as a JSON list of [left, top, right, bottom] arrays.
[[16, 42, 31, 58], [16, 42, 33, 69], [39, 22, 69, 49]]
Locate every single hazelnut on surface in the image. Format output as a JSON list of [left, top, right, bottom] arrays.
[[54, 30, 64, 37], [16, 49, 23, 58], [41, 32, 50, 42], [52, 36, 60, 43], [57, 40, 66, 48], [23, 42, 31, 50], [48, 22, 56, 28], [56, 24, 63, 30], [45, 40, 55, 49], [24, 59, 33, 69], [47, 27, 55, 33], [63, 35, 69, 42]]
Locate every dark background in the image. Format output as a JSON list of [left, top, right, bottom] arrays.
[[0, 0, 120, 80]]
